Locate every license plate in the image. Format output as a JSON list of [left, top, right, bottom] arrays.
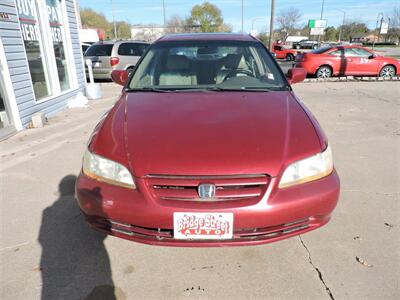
[[173, 212, 233, 240]]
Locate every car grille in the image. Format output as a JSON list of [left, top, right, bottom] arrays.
[[146, 174, 270, 202]]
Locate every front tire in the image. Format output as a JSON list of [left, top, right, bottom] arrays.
[[286, 53, 295, 61], [295, 44, 301, 50], [379, 65, 396, 78], [316, 66, 332, 78]]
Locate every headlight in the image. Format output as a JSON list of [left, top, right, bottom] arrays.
[[82, 149, 136, 189], [279, 145, 333, 188]]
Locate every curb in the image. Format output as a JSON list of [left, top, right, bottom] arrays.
[[303, 76, 400, 83]]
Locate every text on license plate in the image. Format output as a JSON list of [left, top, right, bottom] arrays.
[[173, 212, 233, 240]]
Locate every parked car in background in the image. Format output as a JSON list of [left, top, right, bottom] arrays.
[[76, 33, 340, 247], [272, 44, 297, 61], [293, 40, 319, 49], [84, 40, 149, 80], [295, 45, 400, 78], [81, 43, 92, 55]]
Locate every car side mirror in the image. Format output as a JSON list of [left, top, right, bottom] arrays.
[[286, 68, 307, 85], [111, 70, 128, 86], [368, 54, 376, 59]]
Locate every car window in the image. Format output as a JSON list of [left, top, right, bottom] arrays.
[[118, 43, 148, 56], [345, 48, 369, 57], [312, 46, 332, 54], [273, 45, 282, 51], [85, 44, 113, 56], [82, 45, 90, 54], [129, 40, 286, 91], [347, 48, 371, 57], [328, 49, 343, 56]]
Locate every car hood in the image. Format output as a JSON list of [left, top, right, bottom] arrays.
[[108, 91, 322, 178]]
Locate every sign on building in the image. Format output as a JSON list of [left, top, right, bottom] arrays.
[[310, 27, 325, 35], [308, 19, 327, 36], [308, 19, 327, 29], [0, 11, 10, 21], [380, 21, 389, 34]]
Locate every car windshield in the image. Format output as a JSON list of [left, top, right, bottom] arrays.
[[128, 40, 287, 91]]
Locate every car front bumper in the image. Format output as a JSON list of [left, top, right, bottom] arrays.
[[75, 170, 340, 247]]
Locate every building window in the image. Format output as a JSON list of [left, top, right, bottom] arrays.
[[46, 0, 70, 91], [17, 0, 51, 100], [16, 0, 74, 101]]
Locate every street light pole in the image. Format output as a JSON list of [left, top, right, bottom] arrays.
[[111, 0, 117, 39], [241, 0, 244, 33], [163, 0, 166, 26], [336, 9, 345, 43], [317, 0, 325, 43], [373, 12, 383, 49], [268, 0, 275, 50]]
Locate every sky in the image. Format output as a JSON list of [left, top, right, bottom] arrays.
[[78, 0, 398, 32]]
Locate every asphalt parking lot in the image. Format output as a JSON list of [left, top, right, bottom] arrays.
[[1, 81, 399, 299]]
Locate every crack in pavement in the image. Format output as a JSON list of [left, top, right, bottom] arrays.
[[299, 236, 334, 300]]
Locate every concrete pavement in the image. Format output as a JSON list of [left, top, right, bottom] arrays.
[[0, 81, 399, 299]]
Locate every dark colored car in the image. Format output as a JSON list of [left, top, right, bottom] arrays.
[[293, 39, 319, 50], [296, 45, 400, 78], [76, 33, 340, 247]]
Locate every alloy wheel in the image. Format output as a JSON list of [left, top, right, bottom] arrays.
[[379, 66, 395, 78], [316, 66, 332, 78]]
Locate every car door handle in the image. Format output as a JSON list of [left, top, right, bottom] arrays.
[[347, 59, 352, 62]]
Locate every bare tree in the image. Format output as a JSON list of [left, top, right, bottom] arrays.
[[387, 7, 400, 43], [276, 7, 302, 36], [164, 15, 187, 34]]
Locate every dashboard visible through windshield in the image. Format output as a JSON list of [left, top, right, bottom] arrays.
[[128, 40, 287, 91]]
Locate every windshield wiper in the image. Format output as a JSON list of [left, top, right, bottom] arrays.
[[205, 86, 276, 92], [125, 87, 173, 93], [125, 86, 284, 93]]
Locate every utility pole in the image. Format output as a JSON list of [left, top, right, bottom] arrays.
[[163, 0, 166, 26], [111, 0, 117, 39], [268, 0, 275, 50], [241, 0, 244, 33], [317, 0, 325, 43]]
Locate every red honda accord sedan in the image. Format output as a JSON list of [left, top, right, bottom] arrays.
[[296, 45, 400, 78], [76, 33, 340, 247]]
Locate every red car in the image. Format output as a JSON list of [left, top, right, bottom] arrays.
[[76, 34, 340, 247], [272, 44, 297, 61], [296, 45, 400, 78]]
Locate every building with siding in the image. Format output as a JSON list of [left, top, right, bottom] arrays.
[[0, 0, 85, 139]]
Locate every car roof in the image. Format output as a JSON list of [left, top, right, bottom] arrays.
[[314, 45, 371, 52], [91, 41, 115, 45], [157, 33, 257, 42], [91, 40, 149, 46], [114, 40, 150, 45]]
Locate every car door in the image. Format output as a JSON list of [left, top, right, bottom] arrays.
[[303, 40, 313, 48], [344, 47, 376, 75], [84, 44, 113, 77], [326, 48, 346, 76], [273, 45, 284, 59]]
